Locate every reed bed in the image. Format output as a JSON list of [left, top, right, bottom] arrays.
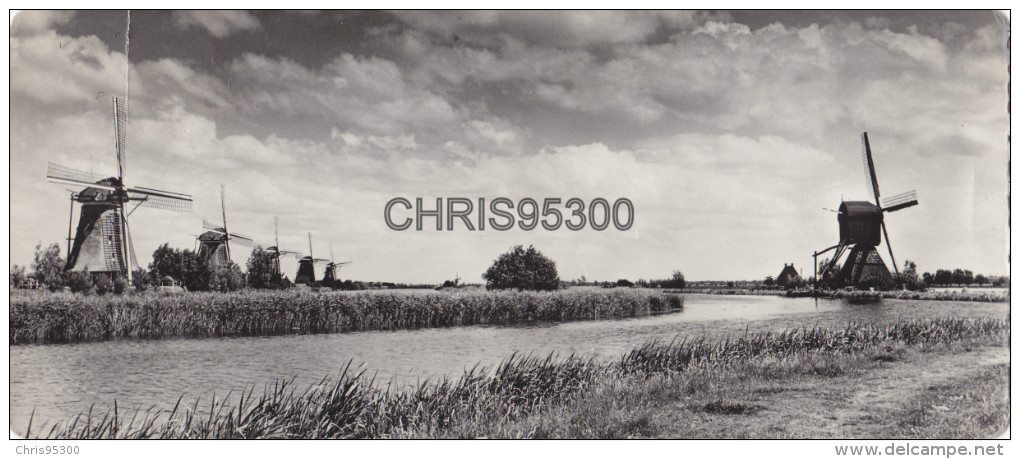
[[29, 316, 1008, 439], [9, 288, 683, 345], [830, 289, 1009, 303]]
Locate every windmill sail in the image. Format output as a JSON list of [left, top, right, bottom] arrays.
[[47, 162, 117, 191], [114, 97, 128, 180], [861, 132, 881, 206], [882, 190, 918, 212], [128, 187, 193, 212]]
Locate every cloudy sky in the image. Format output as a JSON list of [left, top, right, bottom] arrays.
[[8, 10, 1010, 283]]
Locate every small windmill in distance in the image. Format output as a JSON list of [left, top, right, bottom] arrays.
[[196, 184, 253, 267], [266, 216, 299, 279], [321, 242, 352, 285], [295, 232, 330, 286]]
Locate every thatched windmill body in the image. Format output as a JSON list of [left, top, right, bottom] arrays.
[[814, 132, 918, 289], [46, 97, 194, 282], [295, 232, 329, 285]]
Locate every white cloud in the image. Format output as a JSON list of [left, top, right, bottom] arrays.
[[10, 10, 73, 36], [392, 11, 727, 48], [10, 30, 127, 104], [172, 11, 261, 38]]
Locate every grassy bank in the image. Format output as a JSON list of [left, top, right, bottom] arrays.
[[27, 316, 1008, 439], [9, 288, 682, 345]]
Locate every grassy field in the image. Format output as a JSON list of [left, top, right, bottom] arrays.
[[27, 316, 1008, 439], [9, 288, 683, 345]]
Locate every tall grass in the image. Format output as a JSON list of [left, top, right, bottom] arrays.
[[831, 290, 1009, 303], [28, 316, 1008, 439], [9, 288, 683, 345]]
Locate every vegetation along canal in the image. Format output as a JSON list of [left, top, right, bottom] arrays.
[[10, 293, 1007, 436]]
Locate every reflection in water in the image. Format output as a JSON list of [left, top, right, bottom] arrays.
[[9, 294, 1007, 434]]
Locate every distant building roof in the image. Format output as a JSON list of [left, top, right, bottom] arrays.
[[777, 263, 800, 285]]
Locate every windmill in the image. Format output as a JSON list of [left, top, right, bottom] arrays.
[[265, 216, 299, 279], [196, 184, 253, 267], [814, 132, 919, 289], [294, 232, 329, 286], [46, 97, 194, 283], [321, 242, 352, 285]]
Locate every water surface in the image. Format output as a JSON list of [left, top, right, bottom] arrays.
[[9, 293, 1007, 434]]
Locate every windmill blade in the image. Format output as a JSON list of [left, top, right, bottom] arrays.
[[202, 219, 224, 231], [267, 245, 299, 256], [113, 96, 128, 180], [121, 209, 138, 277], [46, 162, 115, 190], [882, 190, 918, 212], [880, 220, 901, 283], [860, 132, 881, 206], [228, 232, 254, 247], [127, 187, 193, 213]]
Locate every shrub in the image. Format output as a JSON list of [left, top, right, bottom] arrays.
[[483, 245, 560, 291], [113, 275, 129, 294], [65, 271, 94, 294], [93, 275, 115, 295]]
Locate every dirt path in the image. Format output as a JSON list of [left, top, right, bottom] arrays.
[[752, 346, 1010, 438]]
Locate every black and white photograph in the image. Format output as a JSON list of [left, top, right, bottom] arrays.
[[6, 9, 1011, 448]]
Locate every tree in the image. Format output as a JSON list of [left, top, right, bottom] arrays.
[[763, 275, 775, 288], [951, 268, 966, 286], [817, 257, 841, 286], [207, 262, 245, 292], [934, 269, 953, 287], [922, 272, 934, 287], [148, 243, 214, 291], [132, 268, 151, 292], [662, 270, 686, 289], [32, 242, 65, 291], [482, 245, 560, 291], [10, 264, 27, 288], [899, 260, 922, 291], [246, 246, 287, 289], [974, 274, 988, 286]]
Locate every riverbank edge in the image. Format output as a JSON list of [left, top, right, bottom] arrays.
[[26, 316, 1009, 439]]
